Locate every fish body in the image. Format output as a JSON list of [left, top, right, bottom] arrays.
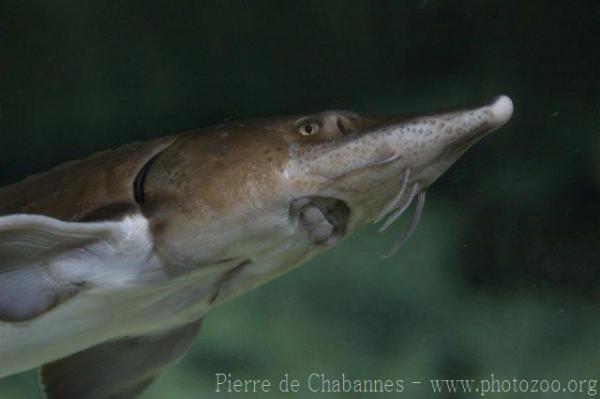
[[0, 96, 513, 398]]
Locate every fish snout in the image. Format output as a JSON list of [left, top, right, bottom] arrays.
[[489, 95, 514, 126], [372, 95, 514, 188], [366, 95, 513, 256], [446, 95, 513, 143]]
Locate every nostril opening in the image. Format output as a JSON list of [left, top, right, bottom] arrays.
[[336, 118, 347, 135], [337, 117, 358, 136]]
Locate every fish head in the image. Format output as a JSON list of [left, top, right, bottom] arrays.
[[142, 96, 513, 264], [280, 95, 513, 240]]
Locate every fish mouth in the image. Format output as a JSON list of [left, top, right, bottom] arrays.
[[301, 158, 425, 257], [288, 170, 424, 257], [289, 197, 350, 246]]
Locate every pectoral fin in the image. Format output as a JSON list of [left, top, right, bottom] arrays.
[[0, 266, 80, 322], [41, 319, 203, 399], [0, 214, 130, 322]]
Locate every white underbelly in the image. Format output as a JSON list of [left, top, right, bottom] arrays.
[[0, 210, 325, 378], [0, 271, 221, 377]]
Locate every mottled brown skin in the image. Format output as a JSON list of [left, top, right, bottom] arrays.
[[0, 136, 177, 221], [140, 120, 294, 265], [143, 122, 291, 223], [0, 115, 343, 223], [0, 113, 391, 226]]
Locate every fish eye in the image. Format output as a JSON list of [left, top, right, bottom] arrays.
[[298, 122, 320, 136]]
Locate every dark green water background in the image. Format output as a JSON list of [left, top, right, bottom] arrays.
[[0, 1, 599, 398]]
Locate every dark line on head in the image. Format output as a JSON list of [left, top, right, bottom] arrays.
[[133, 153, 161, 204]]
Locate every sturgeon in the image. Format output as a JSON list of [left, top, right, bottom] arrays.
[[0, 95, 513, 398]]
